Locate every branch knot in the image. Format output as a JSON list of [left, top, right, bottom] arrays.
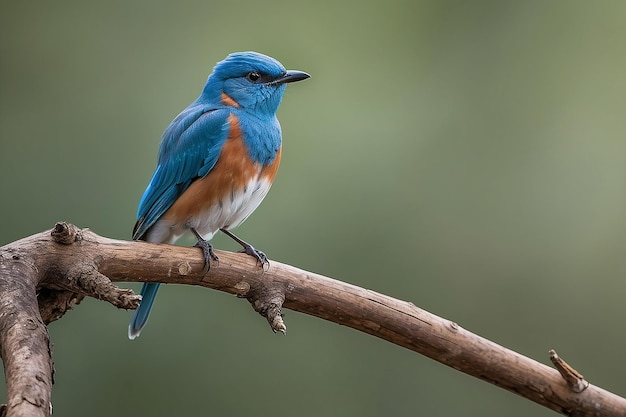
[[51, 222, 82, 245]]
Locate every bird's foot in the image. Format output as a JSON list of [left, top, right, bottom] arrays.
[[239, 242, 269, 269], [220, 228, 270, 269], [191, 228, 219, 272]]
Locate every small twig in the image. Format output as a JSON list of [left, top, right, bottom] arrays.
[[49, 223, 141, 311], [65, 263, 141, 309], [260, 301, 287, 334], [549, 349, 589, 393], [233, 276, 287, 334]]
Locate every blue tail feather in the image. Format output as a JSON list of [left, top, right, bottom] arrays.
[[128, 283, 161, 340]]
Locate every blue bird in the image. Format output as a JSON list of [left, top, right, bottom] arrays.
[[128, 51, 309, 339]]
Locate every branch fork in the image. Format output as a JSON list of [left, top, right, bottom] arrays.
[[247, 285, 287, 334], [232, 276, 287, 334], [47, 222, 141, 319]]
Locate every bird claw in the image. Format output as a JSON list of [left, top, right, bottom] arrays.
[[239, 244, 269, 269], [192, 229, 219, 272]]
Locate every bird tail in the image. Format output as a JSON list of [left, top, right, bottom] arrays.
[[128, 283, 161, 340]]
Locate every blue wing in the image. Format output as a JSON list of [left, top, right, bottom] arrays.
[[129, 103, 231, 340], [133, 103, 231, 240]]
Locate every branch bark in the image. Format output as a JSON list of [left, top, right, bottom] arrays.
[[0, 223, 625, 417]]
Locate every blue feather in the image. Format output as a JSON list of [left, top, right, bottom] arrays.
[[128, 283, 160, 340], [133, 107, 230, 240]]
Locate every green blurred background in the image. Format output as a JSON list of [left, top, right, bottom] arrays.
[[2, 1, 626, 416]]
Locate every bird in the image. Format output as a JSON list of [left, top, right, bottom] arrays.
[[128, 51, 310, 340]]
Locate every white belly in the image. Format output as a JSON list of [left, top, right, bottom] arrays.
[[194, 176, 273, 237], [146, 176, 273, 244]]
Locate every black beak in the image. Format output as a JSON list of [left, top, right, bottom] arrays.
[[272, 70, 311, 85]]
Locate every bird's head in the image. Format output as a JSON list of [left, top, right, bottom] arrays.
[[200, 51, 309, 116]]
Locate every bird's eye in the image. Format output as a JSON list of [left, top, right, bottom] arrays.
[[247, 72, 261, 82]]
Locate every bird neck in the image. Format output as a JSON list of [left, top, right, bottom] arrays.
[[235, 111, 282, 166]]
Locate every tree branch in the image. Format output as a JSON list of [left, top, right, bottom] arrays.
[[0, 223, 625, 417]]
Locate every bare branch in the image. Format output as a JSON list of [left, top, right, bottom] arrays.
[[0, 247, 53, 417], [1, 223, 625, 417]]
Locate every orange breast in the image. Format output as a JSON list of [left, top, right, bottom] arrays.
[[161, 114, 281, 225]]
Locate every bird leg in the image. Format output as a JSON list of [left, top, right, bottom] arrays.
[[191, 228, 219, 272], [220, 228, 269, 268]]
